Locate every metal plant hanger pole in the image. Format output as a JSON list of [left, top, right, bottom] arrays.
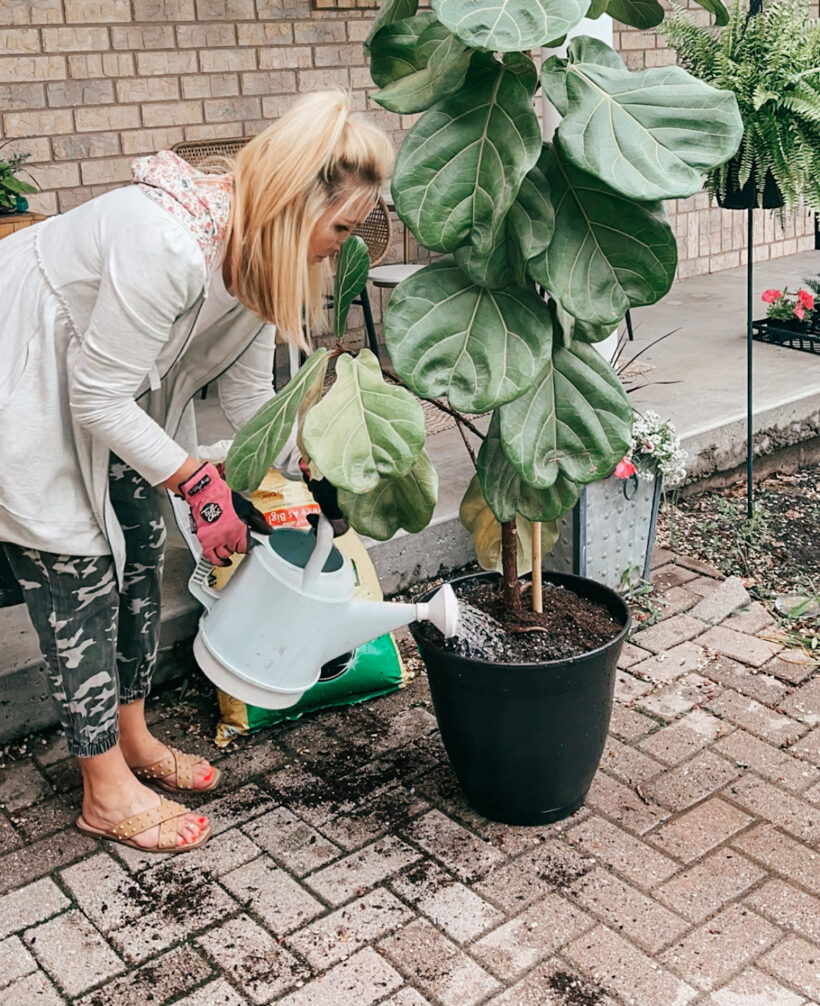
[[746, 0, 763, 520], [747, 205, 754, 518]]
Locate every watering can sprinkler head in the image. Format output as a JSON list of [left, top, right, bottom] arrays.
[[414, 583, 459, 638]]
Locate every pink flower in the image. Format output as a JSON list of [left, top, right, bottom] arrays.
[[794, 304, 806, 321], [614, 458, 637, 479], [762, 289, 782, 304], [798, 289, 814, 310]]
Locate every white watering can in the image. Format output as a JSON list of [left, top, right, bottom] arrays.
[[185, 513, 459, 709]]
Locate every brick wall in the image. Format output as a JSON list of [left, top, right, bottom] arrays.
[[0, 0, 399, 218], [0, 1, 814, 288], [613, 5, 816, 277]]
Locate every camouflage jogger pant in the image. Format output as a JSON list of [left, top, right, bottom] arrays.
[[3, 457, 166, 757]]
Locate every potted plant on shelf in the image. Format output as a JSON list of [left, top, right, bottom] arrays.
[[663, 0, 820, 211], [229, 0, 741, 825], [0, 148, 36, 216]]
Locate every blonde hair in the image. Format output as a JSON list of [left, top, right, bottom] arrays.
[[225, 90, 394, 348]]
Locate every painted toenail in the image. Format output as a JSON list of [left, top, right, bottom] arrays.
[[198, 816, 207, 824]]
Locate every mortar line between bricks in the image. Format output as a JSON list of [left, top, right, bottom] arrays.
[[754, 938, 820, 1006], [715, 770, 820, 856], [726, 821, 820, 899]]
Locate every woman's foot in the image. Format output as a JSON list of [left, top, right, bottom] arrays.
[[120, 733, 217, 790], [79, 748, 208, 849], [118, 698, 217, 790]]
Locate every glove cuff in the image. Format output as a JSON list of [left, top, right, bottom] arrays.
[[178, 462, 219, 500]]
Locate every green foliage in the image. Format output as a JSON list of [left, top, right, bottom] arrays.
[[364, 0, 741, 593], [333, 236, 370, 341], [663, 0, 820, 210], [225, 237, 433, 539], [0, 149, 36, 214], [225, 349, 328, 494]]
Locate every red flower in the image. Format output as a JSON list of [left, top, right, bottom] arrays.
[[794, 304, 806, 321], [614, 458, 637, 479], [798, 289, 814, 310], [761, 289, 782, 304]]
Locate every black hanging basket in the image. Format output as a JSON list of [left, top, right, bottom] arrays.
[[716, 162, 785, 210]]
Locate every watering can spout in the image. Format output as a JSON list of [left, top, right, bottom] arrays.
[[339, 583, 459, 657]]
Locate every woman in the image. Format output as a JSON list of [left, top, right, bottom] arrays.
[[0, 90, 394, 853]]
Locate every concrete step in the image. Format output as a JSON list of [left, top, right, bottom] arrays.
[[4, 247, 820, 742]]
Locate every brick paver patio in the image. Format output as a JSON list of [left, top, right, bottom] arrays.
[[1, 550, 818, 1005]]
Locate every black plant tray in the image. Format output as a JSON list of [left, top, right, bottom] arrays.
[[752, 317, 820, 355]]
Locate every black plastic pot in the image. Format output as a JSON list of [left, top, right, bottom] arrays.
[[716, 163, 784, 210], [411, 570, 630, 826]]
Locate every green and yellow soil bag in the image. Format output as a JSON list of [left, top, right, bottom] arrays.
[[211, 470, 407, 746]]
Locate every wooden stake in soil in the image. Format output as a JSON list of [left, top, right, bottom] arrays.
[[532, 522, 543, 613]]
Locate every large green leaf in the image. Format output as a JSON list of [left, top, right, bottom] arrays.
[[391, 52, 542, 254], [541, 35, 743, 200], [477, 414, 583, 523], [532, 144, 677, 326], [369, 12, 437, 88], [605, 0, 663, 29], [225, 349, 328, 493], [454, 222, 513, 290], [334, 235, 370, 341], [365, 0, 419, 51], [301, 349, 425, 493], [506, 162, 554, 287], [460, 473, 559, 575], [431, 0, 590, 52], [553, 297, 615, 348], [498, 340, 632, 488], [375, 26, 472, 114], [454, 160, 553, 289], [383, 257, 552, 413], [338, 449, 437, 540]]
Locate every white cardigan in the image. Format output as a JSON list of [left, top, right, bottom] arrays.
[[0, 184, 293, 580]]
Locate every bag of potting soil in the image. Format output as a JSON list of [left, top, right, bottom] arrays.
[[203, 467, 408, 747]]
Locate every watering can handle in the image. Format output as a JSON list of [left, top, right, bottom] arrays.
[[301, 513, 334, 591], [187, 533, 269, 611], [188, 555, 219, 611]]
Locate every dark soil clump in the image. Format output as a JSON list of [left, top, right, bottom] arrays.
[[420, 577, 623, 663], [547, 969, 606, 1005]]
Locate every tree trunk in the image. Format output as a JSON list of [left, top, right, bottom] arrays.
[[500, 519, 522, 612]]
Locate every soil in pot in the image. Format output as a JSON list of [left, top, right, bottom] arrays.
[[417, 576, 623, 663]]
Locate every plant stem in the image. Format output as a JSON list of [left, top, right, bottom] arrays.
[[382, 366, 486, 441], [500, 520, 522, 611], [455, 418, 478, 469]]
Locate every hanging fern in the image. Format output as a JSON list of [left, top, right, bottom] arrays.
[[663, 0, 820, 210]]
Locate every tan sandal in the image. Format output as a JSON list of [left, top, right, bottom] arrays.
[[76, 795, 211, 854], [131, 745, 222, 793]]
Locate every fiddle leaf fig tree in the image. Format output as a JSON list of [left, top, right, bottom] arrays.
[[366, 0, 742, 609]]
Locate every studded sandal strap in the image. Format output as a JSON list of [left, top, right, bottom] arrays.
[[132, 746, 203, 787], [110, 797, 189, 848], [132, 752, 177, 782], [167, 746, 199, 789]]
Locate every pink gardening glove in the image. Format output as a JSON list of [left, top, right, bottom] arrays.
[[178, 462, 250, 566]]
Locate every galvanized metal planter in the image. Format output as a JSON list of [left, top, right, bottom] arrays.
[[543, 471, 662, 591]]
